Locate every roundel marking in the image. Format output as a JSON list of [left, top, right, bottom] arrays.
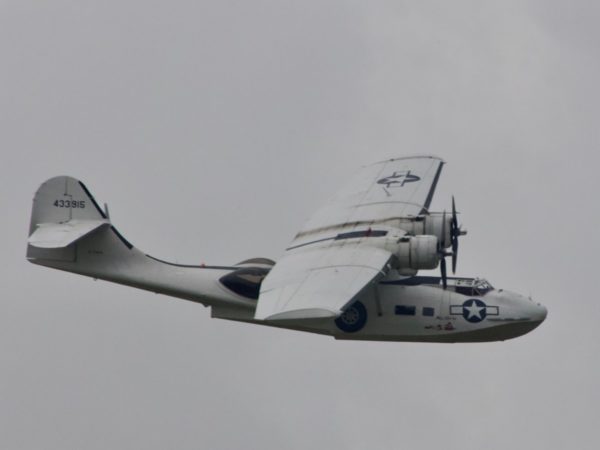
[[376, 170, 421, 188], [335, 301, 367, 333], [462, 299, 487, 323]]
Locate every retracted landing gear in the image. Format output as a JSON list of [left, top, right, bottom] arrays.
[[335, 301, 367, 333]]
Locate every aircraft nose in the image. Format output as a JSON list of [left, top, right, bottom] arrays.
[[492, 291, 547, 339], [521, 295, 547, 324], [503, 291, 548, 324], [534, 302, 548, 323]]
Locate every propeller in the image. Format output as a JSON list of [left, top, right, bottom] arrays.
[[450, 195, 467, 273], [438, 210, 451, 289], [438, 197, 467, 289], [451, 196, 459, 273]]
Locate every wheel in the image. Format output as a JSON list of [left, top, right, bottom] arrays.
[[335, 301, 367, 333]]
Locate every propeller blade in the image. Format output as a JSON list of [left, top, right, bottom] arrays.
[[451, 196, 458, 231], [441, 210, 447, 248], [452, 245, 458, 274], [440, 257, 447, 289], [451, 196, 459, 274]]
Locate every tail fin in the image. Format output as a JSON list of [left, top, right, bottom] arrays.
[[29, 176, 107, 226], [26, 176, 129, 263]]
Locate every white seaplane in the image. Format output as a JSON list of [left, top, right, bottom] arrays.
[[26, 156, 546, 342]]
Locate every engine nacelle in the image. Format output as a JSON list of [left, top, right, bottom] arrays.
[[392, 214, 451, 249], [393, 235, 439, 271]]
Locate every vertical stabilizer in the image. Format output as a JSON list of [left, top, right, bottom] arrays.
[[27, 176, 115, 262], [29, 176, 107, 234]]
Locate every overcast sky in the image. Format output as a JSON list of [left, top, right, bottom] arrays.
[[2, 1, 599, 449]]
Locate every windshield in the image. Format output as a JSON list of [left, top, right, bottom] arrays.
[[454, 278, 494, 296], [475, 279, 494, 295]]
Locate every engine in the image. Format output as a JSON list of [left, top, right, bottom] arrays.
[[392, 235, 439, 273], [392, 214, 451, 249]]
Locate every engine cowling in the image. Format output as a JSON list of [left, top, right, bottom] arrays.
[[392, 214, 451, 249], [392, 235, 439, 272]]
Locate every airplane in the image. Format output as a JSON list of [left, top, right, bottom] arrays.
[[26, 155, 547, 343]]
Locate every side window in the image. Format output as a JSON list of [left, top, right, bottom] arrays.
[[422, 307, 434, 317], [455, 286, 474, 296], [395, 305, 416, 315]]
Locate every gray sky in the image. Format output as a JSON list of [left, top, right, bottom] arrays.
[[2, 1, 599, 449]]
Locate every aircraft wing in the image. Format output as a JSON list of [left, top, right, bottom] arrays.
[[254, 245, 393, 320], [297, 155, 444, 239], [255, 155, 444, 321]]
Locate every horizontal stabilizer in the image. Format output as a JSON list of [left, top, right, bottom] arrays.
[[28, 220, 109, 248]]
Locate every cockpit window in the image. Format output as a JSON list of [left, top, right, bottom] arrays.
[[475, 279, 493, 295], [454, 278, 494, 296]]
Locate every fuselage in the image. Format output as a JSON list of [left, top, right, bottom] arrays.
[[31, 245, 546, 343], [26, 219, 546, 343], [213, 264, 547, 342]]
